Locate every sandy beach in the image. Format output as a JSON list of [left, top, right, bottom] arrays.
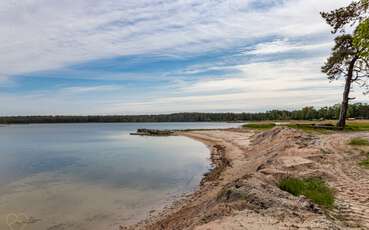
[[124, 127, 369, 230]]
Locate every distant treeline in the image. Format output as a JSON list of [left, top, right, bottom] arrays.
[[1, 103, 369, 124]]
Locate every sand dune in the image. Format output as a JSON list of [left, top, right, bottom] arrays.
[[124, 127, 369, 230]]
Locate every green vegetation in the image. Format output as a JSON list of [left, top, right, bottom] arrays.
[[287, 122, 369, 133], [349, 137, 369, 145], [278, 178, 334, 208], [286, 124, 336, 134], [345, 123, 369, 131], [243, 123, 276, 130], [354, 18, 369, 57], [321, 1, 369, 129], [242, 123, 334, 133], [1, 103, 369, 124], [359, 157, 369, 169]]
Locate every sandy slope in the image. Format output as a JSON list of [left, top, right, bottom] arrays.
[[123, 127, 369, 230]]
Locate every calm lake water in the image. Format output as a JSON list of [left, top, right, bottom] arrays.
[[0, 122, 242, 230]]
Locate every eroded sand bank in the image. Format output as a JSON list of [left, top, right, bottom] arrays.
[[124, 127, 369, 230]]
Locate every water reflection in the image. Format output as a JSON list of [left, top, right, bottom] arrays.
[[0, 123, 241, 230]]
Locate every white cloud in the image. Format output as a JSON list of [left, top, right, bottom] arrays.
[[248, 40, 333, 55], [0, 75, 11, 84], [0, 0, 350, 78], [2, 0, 365, 115], [174, 57, 341, 98], [4, 56, 369, 116], [60, 85, 121, 94], [177, 57, 332, 93]]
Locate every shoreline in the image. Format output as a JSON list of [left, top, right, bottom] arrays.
[[124, 127, 369, 230], [122, 128, 248, 230]]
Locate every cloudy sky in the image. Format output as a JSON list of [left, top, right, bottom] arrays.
[[0, 0, 365, 115]]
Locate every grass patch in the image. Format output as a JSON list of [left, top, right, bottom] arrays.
[[287, 124, 334, 134], [242, 120, 369, 132], [278, 177, 334, 208], [286, 121, 369, 133], [345, 122, 369, 131], [359, 152, 369, 169], [349, 137, 369, 146], [359, 159, 369, 169], [243, 123, 276, 130]]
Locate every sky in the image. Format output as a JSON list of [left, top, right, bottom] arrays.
[[0, 0, 366, 115]]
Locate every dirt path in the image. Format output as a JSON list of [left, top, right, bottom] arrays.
[[321, 133, 369, 228], [124, 128, 369, 230]]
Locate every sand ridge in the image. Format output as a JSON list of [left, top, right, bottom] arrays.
[[123, 127, 369, 230]]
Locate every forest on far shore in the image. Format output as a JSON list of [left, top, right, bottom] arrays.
[[1, 103, 369, 124]]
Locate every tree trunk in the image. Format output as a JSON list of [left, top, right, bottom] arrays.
[[337, 57, 358, 130]]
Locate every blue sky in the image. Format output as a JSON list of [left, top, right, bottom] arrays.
[[0, 0, 365, 115]]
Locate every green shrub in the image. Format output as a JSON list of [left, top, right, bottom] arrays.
[[243, 123, 276, 130], [345, 123, 369, 131], [278, 178, 334, 208], [359, 152, 369, 169], [349, 137, 369, 146], [359, 159, 369, 169], [287, 124, 333, 134]]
